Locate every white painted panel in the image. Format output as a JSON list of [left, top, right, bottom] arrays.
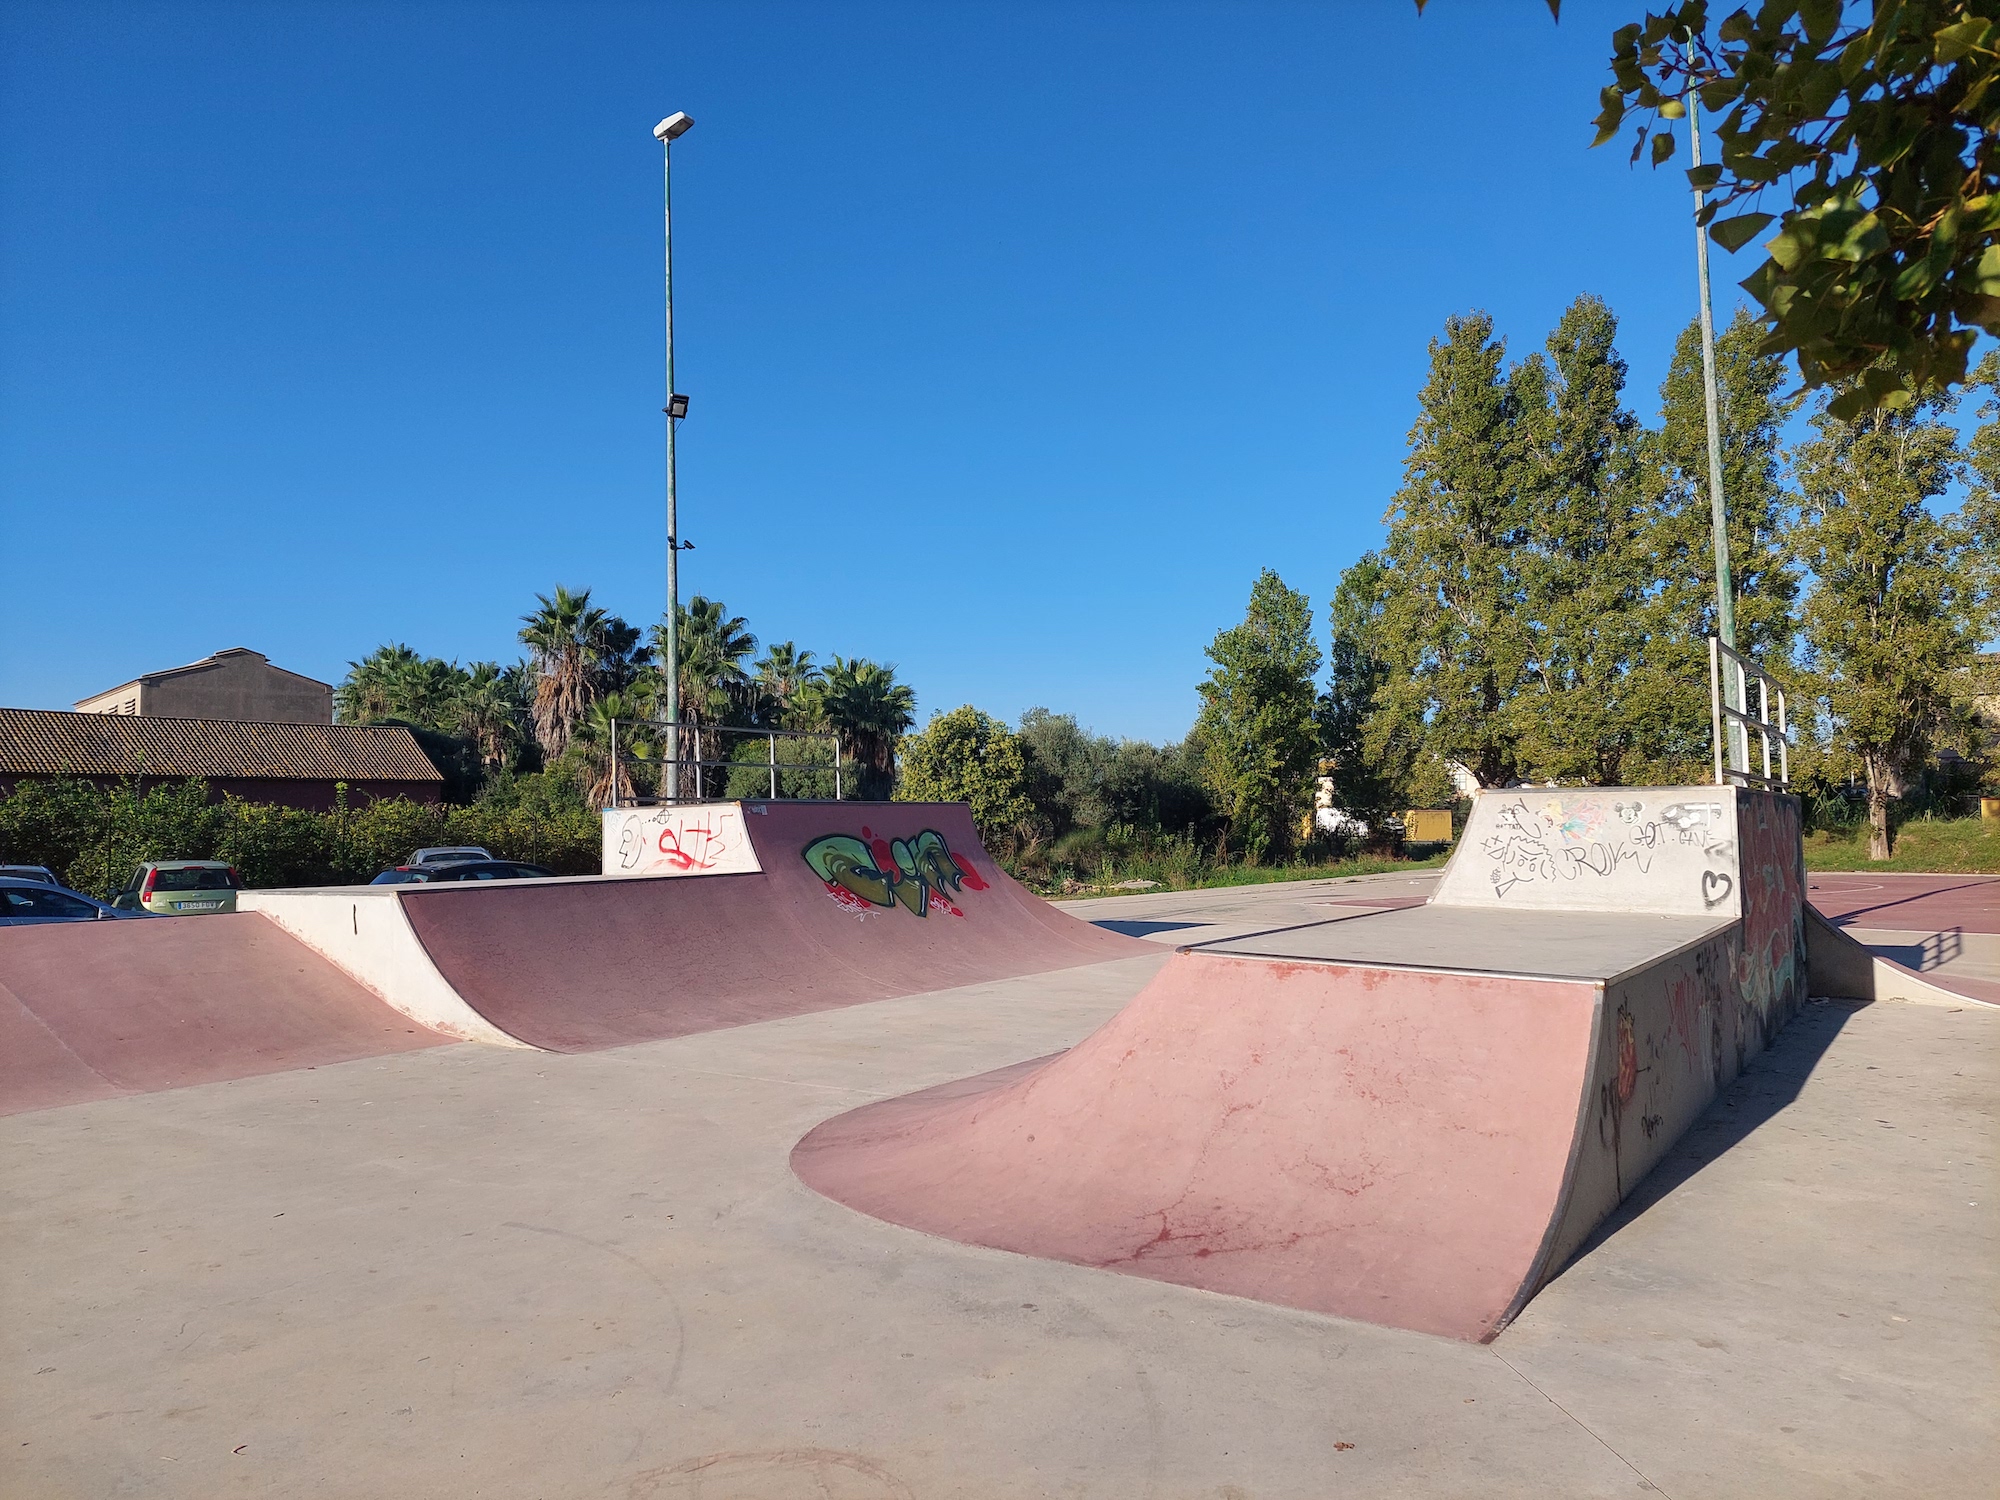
[[1434, 787, 1742, 918], [601, 802, 762, 878], [240, 888, 533, 1046]]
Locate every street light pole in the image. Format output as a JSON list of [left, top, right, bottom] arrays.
[[654, 112, 693, 801], [1687, 83, 1741, 772]]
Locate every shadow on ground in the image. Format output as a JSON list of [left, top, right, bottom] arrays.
[[1566, 998, 1868, 1268], [1091, 919, 1209, 938]]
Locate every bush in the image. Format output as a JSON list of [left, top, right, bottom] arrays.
[[0, 775, 603, 894]]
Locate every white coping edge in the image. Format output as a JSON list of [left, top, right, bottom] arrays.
[[240, 888, 537, 1047]]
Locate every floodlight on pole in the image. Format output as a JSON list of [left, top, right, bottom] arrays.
[[656, 111, 692, 800]]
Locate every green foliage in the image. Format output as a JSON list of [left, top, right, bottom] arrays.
[[1590, 1, 2000, 414], [1794, 373, 1996, 857], [722, 733, 843, 800], [0, 773, 601, 897], [1196, 570, 1322, 861], [807, 657, 916, 800], [1623, 308, 1800, 782], [1367, 311, 1534, 791], [896, 706, 1035, 840]]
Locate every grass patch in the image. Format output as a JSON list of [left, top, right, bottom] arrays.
[[1034, 849, 1449, 899], [1804, 815, 2000, 874]]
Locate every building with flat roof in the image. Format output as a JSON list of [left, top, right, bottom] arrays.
[[0, 708, 443, 811], [76, 648, 333, 724]]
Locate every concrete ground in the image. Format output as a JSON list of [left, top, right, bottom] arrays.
[[4, 876, 1995, 1499]]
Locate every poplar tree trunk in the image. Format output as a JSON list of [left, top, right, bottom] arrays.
[[1866, 757, 1894, 862]]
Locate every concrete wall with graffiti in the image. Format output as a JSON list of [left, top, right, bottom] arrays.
[[1529, 791, 1807, 1290], [1436, 786, 1748, 918], [600, 804, 763, 878]]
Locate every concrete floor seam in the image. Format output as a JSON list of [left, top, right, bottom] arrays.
[[1490, 1349, 1673, 1498]]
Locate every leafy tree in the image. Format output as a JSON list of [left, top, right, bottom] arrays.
[[1793, 376, 1993, 858], [810, 657, 917, 800], [1195, 570, 1322, 861], [1016, 708, 1114, 837], [897, 706, 1035, 839], [1627, 307, 1799, 779], [1097, 737, 1215, 839], [1370, 312, 1534, 789], [1320, 553, 1404, 814], [1589, 0, 2000, 415], [1511, 293, 1649, 784]]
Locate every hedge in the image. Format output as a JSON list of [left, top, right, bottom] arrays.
[[0, 777, 601, 898]]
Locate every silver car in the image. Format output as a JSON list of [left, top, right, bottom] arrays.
[[0, 877, 147, 926]]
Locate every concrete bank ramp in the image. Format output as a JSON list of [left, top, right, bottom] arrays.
[[0, 915, 446, 1116], [250, 801, 1147, 1053], [794, 788, 1813, 1341]]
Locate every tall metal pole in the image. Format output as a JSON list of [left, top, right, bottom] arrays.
[[658, 121, 685, 802], [1689, 81, 1741, 772]]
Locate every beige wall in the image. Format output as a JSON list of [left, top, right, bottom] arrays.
[[76, 651, 333, 724]]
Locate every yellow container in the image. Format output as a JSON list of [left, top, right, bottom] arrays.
[[1982, 797, 2000, 822], [1403, 808, 1454, 844]]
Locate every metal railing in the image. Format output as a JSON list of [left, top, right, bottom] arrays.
[[1709, 636, 1790, 789], [605, 720, 842, 807]]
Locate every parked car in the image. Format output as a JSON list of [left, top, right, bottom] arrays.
[[408, 860, 554, 884], [111, 861, 243, 915], [0, 877, 146, 926], [408, 846, 492, 868], [0, 864, 61, 885]]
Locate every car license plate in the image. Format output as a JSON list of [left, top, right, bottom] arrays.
[[175, 901, 221, 911]]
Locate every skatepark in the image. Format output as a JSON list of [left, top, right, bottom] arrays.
[[2, 793, 1995, 1496]]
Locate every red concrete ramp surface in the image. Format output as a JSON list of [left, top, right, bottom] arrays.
[[795, 788, 1814, 1342], [795, 952, 1600, 1340], [0, 915, 446, 1116], [398, 801, 1148, 1051]]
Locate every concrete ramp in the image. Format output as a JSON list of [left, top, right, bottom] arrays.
[[250, 802, 1147, 1052], [794, 788, 1812, 1341], [0, 915, 446, 1116]]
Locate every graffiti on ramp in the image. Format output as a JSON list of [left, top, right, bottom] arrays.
[[802, 825, 990, 919], [603, 804, 762, 878]]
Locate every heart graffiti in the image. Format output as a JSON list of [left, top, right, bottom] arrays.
[[1701, 870, 1733, 908]]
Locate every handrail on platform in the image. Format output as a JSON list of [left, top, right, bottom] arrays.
[[1709, 636, 1790, 790]]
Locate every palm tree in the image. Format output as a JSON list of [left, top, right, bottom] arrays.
[[816, 656, 916, 799], [519, 585, 613, 760], [452, 662, 525, 772], [571, 691, 654, 809], [755, 641, 821, 724], [335, 644, 423, 724], [649, 596, 757, 797]]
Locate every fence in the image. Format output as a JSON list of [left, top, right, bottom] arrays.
[[605, 720, 843, 806], [1709, 637, 1790, 790]]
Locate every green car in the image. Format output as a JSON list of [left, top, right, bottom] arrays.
[[112, 861, 243, 915]]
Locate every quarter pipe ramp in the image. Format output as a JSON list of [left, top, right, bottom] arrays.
[[794, 787, 1815, 1341]]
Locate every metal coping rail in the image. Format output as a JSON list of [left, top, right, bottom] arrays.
[[604, 719, 842, 804], [1708, 636, 1790, 790]]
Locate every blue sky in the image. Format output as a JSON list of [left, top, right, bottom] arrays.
[[2, 0, 1774, 744]]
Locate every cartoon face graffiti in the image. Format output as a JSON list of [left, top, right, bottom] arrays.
[[802, 825, 990, 918]]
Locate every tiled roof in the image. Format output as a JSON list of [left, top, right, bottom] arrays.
[[0, 709, 443, 783]]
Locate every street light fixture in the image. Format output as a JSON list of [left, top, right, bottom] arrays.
[[656, 111, 692, 800]]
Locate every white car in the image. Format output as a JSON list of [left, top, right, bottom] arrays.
[[408, 846, 493, 868]]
